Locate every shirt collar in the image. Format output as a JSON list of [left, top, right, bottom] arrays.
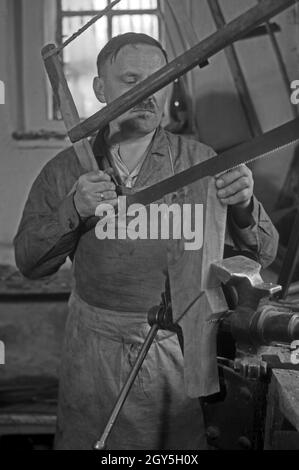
[[92, 125, 169, 167]]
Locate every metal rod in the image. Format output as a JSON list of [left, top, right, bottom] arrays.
[[43, 0, 122, 60], [68, 0, 297, 143], [93, 324, 159, 451]]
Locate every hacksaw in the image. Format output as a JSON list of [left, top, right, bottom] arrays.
[[125, 118, 299, 207], [82, 117, 299, 232], [41, 0, 299, 228], [68, 0, 298, 143], [42, 0, 298, 176]]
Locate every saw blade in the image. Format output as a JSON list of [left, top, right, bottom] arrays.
[[82, 118, 299, 234], [125, 118, 299, 207]]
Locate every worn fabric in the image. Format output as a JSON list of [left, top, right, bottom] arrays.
[[14, 126, 279, 449], [55, 290, 207, 450], [14, 127, 278, 283], [109, 130, 155, 188]]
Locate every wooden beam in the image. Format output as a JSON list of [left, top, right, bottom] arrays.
[[166, 0, 200, 50], [42, 44, 98, 172], [257, 0, 298, 118], [68, 0, 297, 143], [277, 208, 299, 299], [208, 0, 262, 138]]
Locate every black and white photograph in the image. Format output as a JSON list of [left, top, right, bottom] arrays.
[[0, 0, 299, 456]]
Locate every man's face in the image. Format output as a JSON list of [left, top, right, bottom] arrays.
[[94, 43, 168, 137]]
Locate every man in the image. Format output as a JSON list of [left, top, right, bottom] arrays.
[[14, 33, 278, 450]]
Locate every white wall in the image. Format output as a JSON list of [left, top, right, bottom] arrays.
[[0, 0, 66, 265], [0, 0, 298, 266]]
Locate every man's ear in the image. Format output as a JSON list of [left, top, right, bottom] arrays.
[[93, 76, 106, 104]]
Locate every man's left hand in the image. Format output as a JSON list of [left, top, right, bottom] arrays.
[[215, 164, 253, 209]]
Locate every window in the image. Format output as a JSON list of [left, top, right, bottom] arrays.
[[56, 0, 162, 119], [12, 0, 163, 140]]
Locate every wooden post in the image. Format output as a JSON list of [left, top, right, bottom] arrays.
[[42, 44, 98, 172], [68, 0, 297, 143], [207, 0, 262, 138], [165, 0, 205, 133], [166, 0, 200, 51], [257, 0, 298, 118], [277, 208, 299, 298]]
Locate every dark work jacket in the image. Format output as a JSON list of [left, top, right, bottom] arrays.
[[14, 127, 279, 396]]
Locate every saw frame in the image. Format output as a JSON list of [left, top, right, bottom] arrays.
[[42, 0, 299, 178]]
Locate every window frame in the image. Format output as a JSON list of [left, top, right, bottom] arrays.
[[12, 0, 164, 140], [56, 0, 162, 42], [54, 0, 162, 120], [12, 0, 66, 137]]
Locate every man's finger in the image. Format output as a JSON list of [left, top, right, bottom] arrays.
[[215, 165, 248, 188], [95, 198, 118, 210], [92, 182, 116, 192], [87, 171, 112, 182], [94, 190, 117, 201], [219, 189, 251, 206], [217, 176, 250, 198]]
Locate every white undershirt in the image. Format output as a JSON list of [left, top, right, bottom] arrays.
[[109, 144, 147, 188], [109, 130, 155, 188]]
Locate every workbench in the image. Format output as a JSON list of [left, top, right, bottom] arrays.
[[0, 265, 70, 440], [264, 369, 299, 449]]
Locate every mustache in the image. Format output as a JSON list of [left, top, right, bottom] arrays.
[[132, 99, 156, 112]]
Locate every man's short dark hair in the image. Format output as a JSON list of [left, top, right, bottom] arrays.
[[97, 32, 168, 76]]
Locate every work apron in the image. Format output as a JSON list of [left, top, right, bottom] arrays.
[[54, 290, 207, 450]]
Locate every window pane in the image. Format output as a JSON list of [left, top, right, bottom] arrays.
[[112, 14, 159, 38], [114, 0, 157, 9], [62, 16, 108, 118], [62, 0, 107, 11]]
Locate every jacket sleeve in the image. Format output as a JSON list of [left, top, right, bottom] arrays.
[[14, 161, 82, 279], [181, 137, 279, 269], [225, 195, 279, 268]]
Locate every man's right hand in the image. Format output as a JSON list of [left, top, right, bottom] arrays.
[[74, 171, 118, 219]]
